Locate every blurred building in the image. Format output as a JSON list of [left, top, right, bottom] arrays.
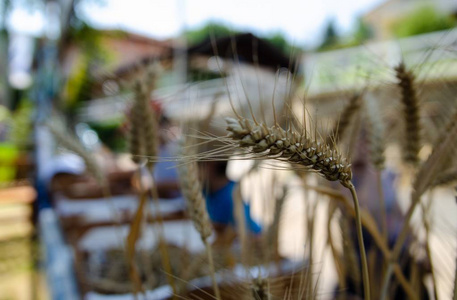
[[78, 32, 296, 126], [60, 29, 173, 100]]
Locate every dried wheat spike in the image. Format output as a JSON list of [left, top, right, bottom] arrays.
[[129, 79, 159, 168], [129, 81, 146, 164], [225, 117, 352, 187], [326, 92, 363, 145], [177, 144, 212, 241], [395, 62, 421, 165]]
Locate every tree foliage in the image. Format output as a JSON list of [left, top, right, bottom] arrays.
[[318, 19, 339, 51], [264, 32, 293, 55], [185, 21, 294, 55], [391, 6, 456, 38], [316, 17, 375, 51], [185, 22, 235, 45]]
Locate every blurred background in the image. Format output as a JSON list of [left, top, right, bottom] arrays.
[[0, 0, 456, 299]]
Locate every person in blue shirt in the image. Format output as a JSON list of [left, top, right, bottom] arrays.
[[200, 160, 262, 236]]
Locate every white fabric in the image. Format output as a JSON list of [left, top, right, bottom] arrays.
[[55, 194, 185, 223], [78, 220, 205, 254], [41, 153, 85, 185]]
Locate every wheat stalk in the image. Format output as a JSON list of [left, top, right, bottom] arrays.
[[308, 184, 418, 299], [327, 202, 346, 290], [177, 139, 221, 300], [340, 212, 361, 294], [381, 106, 457, 300], [263, 185, 288, 263], [232, 181, 250, 268], [432, 168, 457, 187]]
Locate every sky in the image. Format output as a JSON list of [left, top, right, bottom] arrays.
[[6, 0, 386, 46], [76, 0, 385, 47], [4, 0, 385, 88]]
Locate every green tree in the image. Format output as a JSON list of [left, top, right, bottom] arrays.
[[264, 32, 292, 55], [185, 22, 295, 56], [392, 6, 456, 38], [185, 22, 235, 45], [353, 18, 373, 44], [318, 19, 339, 51], [0, 0, 11, 108]]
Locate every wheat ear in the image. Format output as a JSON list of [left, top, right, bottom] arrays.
[[225, 116, 370, 300], [326, 92, 363, 145], [177, 140, 221, 300], [225, 117, 352, 187], [129, 81, 145, 164], [129, 79, 159, 168], [381, 108, 457, 299], [395, 62, 421, 166], [141, 67, 159, 170]]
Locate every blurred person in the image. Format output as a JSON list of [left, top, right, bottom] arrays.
[[44, 151, 135, 200], [44, 123, 135, 200], [199, 160, 262, 243]]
